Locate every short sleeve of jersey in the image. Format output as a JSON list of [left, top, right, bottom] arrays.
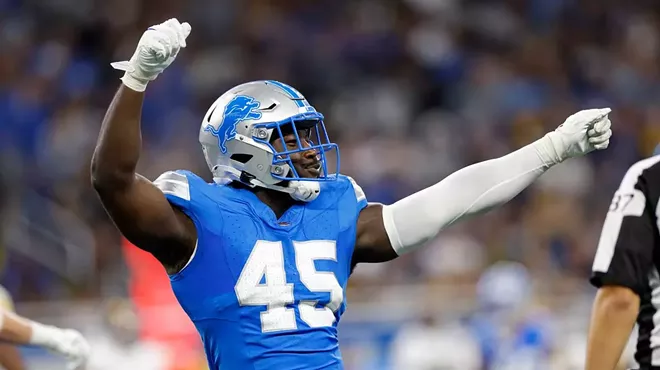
[[345, 176, 368, 212], [591, 157, 660, 296], [153, 170, 204, 226]]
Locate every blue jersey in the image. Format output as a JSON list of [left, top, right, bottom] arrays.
[[153, 171, 368, 370]]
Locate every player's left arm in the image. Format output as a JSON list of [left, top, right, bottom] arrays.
[[352, 109, 613, 264]]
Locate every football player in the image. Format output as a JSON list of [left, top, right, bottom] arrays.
[[91, 19, 613, 370]]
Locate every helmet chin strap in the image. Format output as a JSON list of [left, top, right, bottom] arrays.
[[212, 165, 321, 202], [284, 180, 321, 202]]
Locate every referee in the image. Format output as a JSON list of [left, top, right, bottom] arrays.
[[587, 146, 660, 370]]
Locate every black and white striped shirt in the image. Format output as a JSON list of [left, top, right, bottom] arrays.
[[591, 156, 660, 369]]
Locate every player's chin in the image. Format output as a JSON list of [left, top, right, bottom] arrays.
[[295, 167, 321, 179]]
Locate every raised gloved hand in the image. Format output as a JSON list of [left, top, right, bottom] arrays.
[[111, 18, 191, 92], [536, 108, 613, 165]]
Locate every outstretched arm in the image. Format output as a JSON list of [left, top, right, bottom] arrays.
[[0, 310, 90, 370], [91, 19, 196, 271], [352, 109, 613, 264]]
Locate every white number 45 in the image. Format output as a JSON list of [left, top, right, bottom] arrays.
[[234, 240, 343, 333]]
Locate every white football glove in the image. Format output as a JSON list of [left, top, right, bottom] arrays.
[[537, 108, 613, 165], [40, 328, 91, 370], [32, 324, 91, 370], [111, 18, 191, 92], [49, 328, 91, 370]]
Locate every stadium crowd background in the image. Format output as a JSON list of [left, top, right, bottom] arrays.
[[0, 0, 658, 368]]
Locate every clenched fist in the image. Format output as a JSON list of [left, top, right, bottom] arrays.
[[537, 108, 613, 165], [111, 18, 191, 92]]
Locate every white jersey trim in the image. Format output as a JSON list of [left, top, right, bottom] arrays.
[[153, 171, 191, 201], [177, 240, 198, 275], [593, 156, 660, 273], [648, 268, 660, 365], [346, 176, 366, 203]]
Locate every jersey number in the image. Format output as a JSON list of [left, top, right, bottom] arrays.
[[234, 240, 343, 333], [609, 193, 635, 213]]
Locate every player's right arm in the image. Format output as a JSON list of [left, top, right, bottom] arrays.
[[91, 19, 196, 270], [586, 157, 660, 370]]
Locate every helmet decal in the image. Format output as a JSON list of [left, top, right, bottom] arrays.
[[204, 95, 263, 154]]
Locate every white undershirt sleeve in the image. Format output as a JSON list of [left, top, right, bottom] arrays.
[[382, 136, 559, 255]]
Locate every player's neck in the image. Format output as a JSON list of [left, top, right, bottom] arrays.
[[229, 181, 296, 219], [254, 188, 296, 220]]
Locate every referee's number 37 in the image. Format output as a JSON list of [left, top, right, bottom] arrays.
[[609, 193, 634, 213]]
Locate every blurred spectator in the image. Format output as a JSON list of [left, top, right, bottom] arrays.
[[391, 314, 482, 370], [465, 262, 556, 370]]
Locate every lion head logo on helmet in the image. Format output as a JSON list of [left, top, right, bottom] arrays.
[[204, 95, 263, 154]]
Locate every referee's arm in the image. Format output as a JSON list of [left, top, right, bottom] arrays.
[[587, 163, 658, 370], [587, 286, 639, 370]]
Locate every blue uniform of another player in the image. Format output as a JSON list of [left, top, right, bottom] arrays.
[[154, 170, 367, 370]]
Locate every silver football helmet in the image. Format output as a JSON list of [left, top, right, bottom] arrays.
[[199, 80, 339, 202]]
